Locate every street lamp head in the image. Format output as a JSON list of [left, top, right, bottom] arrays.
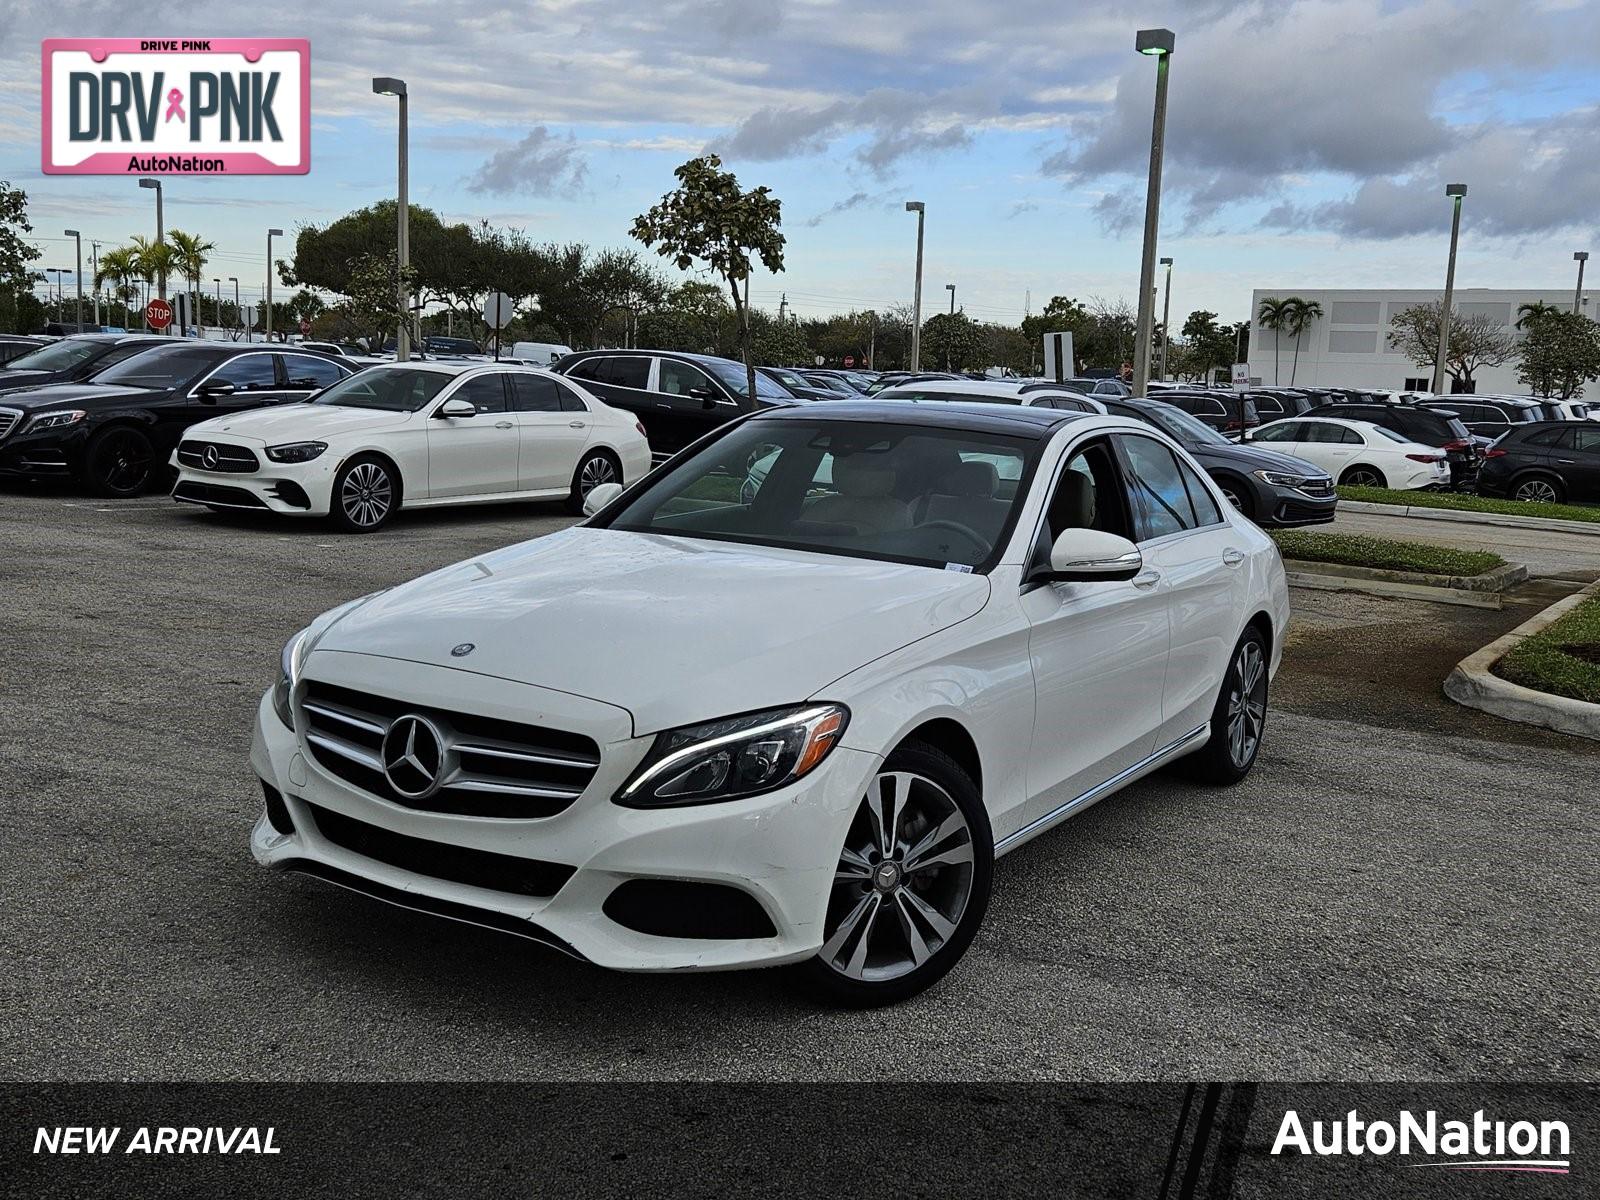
[[227, 276, 238, 284], [1445, 183, 1467, 198], [137, 177, 160, 190], [372, 77, 407, 97], [268, 227, 284, 237], [64, 229, 79, 237], [1159, 256, 1173, 266], [905, 201, 924, 213], [1577, 251, 1590, 263], [1136, 28, 1175, 56]]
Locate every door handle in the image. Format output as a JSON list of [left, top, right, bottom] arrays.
[[494, 421, 513, 430], [657, 403, 673, 410], [1131, 570, 1161, 590], [569, 421, 586, 429], [1555, 458, 1576, 464], [1222, 548, 1245, 567]]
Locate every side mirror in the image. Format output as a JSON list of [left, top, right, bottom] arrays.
[[436, 397, 477, 419], [582, 481, 623, 516], [196, 379, 236, 400], [687, 386, 717, 409], [1043, 528, 1143, 583]]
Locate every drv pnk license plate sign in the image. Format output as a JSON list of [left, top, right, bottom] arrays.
[[41, 39, 310, 175]]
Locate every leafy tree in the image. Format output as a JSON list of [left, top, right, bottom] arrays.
[[751, 311, 810, 366], [0, 181, 42, 331], [1180, 310, 1235, 385], [636, 279, 733, 354], [631, 154, 785, 399], [1387, 300, 1514, 391], [1516, 300, 1560, 330], [1515, 309, 1600, 399], [921, 312, 985, 371], [342, 250, 421, 350], [1256, 297, 1293, 385]]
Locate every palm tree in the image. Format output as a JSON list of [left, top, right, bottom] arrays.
[[1516, 300, 1557, 330], [93, 246, 143, 326], [1256, 296, 1293, 384], [167, 229, 215, 333], [1286, 297, 1323, 384], [128, 235, 181, 320]]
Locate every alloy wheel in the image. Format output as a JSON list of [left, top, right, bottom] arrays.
[[1220, 486, 1244, 510], [1515, 479, 1559, 504], [820, 771, 975, 982], [1344, 468, 1382, 487], [99, 431, 152, 492], [1227, 640, 1267, 769], [341, 462, 393, 528], [578, 454, 617, 496]]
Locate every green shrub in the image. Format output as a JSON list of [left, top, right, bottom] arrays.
[[1496, 594, 1600, 704], [1338, 485, 1600, 525], [1270, 529, 1504, 577]]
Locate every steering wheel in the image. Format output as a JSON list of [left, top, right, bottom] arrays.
[[917, 518, 989, 556]]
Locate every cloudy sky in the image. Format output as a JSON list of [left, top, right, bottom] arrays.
[[4, 0, 1597, 327]]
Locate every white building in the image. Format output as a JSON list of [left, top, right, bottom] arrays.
[[1246, 287, 1590, 393]]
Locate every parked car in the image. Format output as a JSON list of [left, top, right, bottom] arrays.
[[1243, 389, 1318, 421], [251, 399, 1287, 1004], [0, 334, 45, 365], [1418, 396, 1544, 440], [1248, 416, 1450, 491], [555, 349, 799, 460], [1100, 398, 1336, 526], [299, 340, 378, 361], [172, 363, 649, 531], [878, 379, 1107, 413], [0, 332, 171, 395], [1161, 391, 1262, 435], [0, 342, 352, 496], [1064, 377, 1131, 397], [1301, 401, 1479, 488], [864, 372, 962, 395], [758, 366, 837, 402], [1476, 421, 1600, 504], [799, 372, 859, 397], [511, 340, 574, 366]]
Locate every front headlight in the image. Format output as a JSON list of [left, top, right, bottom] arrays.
[[617, 703, 849, 808], [265, 441, 327, 463], [26, 409, 86, 432], [1253, 470, 1322, 488], [271, 629, 309, 729]]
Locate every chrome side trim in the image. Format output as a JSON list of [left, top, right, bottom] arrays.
[[305, 730, 384, 772], [302, 699, 387, 737], [995, 723, 1209, 854]]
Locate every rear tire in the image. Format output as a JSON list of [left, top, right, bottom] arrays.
[[1512, 473, 1563, 504], [81, 426, 156, 498], [567, 449, 620, 515], [1339, 465, 1386, 488], [329, 455, 399, 533], [796, 742, 993, 1007], [1179, 625, 1270, 786]]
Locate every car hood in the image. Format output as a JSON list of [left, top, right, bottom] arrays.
[[191, 403, 414, 442], [0, 381, 159, 410], [312, 526, 991, 734], [1192, 441, 1328, 477], [0, 369, 64, 395]]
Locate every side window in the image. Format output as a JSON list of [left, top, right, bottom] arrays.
[[1033, 438, 1136, 572], [1570, 427, 1600, 453], [1175, 456, 1223, 526], [208, 354, 279, 391], [281, 354, 346, 389], [511, 373, 564, 413], [1335, 426, 1361, 445], [557, 384, 587, 412], [1523, 427, 1568, 447], [565, 357, 604, 382], [659, 359, 715, 397], [1252, 422, 1301, 443], [1253, 395, 1284, 415], [1118, 434, 1196, 540], [603, 357, 650, 389], [1303, 423, 1347, 444], [453, 373, 509, 414]]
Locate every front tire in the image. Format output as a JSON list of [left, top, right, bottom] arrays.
[[567, 449, 620, 515], [1217, 476, 1254, 519], [797, 742, 993, 1007], [81, 426, 156, 497], [330, 455, 399, 533], [1180, 626, 1270, 786]]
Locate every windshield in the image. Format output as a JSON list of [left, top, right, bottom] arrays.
[[4, 338, 109, 372], [702, 359, 791, 400], [766, 368, 814, 393], [91, 346, 217, 389], [314, 366, 453, 411], [1144, 403, 1229, 446], [602, 418, 1035, 572]]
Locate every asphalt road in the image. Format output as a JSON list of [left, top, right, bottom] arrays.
[[1327, 506, 1600, 580], [2, 485, 1596, 1082]]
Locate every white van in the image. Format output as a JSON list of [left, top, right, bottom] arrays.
[[511, 341, 573, 366]]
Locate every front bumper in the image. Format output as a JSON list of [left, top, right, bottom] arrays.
[[170, 443, 336, 515], [0, 423, 89, 478], [1256, 483, 1337, 527], [250, 653, 876, 971]]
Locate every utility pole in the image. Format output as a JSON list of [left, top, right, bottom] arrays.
[[91, 241, 101, 327], [1157, 256, 1173, 382], [868, 311, 876, 370], [1431, 184, 1467, 396], [906, 201, 926, 371], [1575, 252, 1589, 314], [778, 293, 787, 324], [64, 230, 83, 329], [1131, 28, 1175, 397]]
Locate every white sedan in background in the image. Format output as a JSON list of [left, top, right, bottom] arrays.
[[1247, 416, 1450, 491], [171, 363, 652, 532]]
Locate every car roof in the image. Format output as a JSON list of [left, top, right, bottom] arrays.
[[878, 379, 1029, 397], [753, 398, 1089, 439], [563, 347, 742, 370]]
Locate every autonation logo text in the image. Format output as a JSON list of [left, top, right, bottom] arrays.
[[1272, 1108, 1571, 1175]]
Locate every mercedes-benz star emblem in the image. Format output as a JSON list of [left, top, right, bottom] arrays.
[[202, 445, 219, 469], [450, 643, 475, 658], [380, 714, 447, 799]]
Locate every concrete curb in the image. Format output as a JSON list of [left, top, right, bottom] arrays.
[[1340, 499, 1600, 537], [1282, 558, 1527, 609], [1442, 578, 1600, 741]]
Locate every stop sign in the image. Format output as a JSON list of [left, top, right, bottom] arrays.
[[844, 356, 855, 367], [300, 319, 312, 336], [144, 298, 173, 330]]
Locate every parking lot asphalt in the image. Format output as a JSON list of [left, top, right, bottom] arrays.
[[2, 485, 1597, 1082]]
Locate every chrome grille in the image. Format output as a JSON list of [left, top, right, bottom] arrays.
[[0, 408, 20, 443], [1300, 478, 1335, 498], [299, 680, 601, 818], [178, 439, 260, 473]]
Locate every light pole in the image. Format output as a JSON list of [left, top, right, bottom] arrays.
[[1431, 183, 1467, 395], [90, 240, 101, 327], [1131, 28, 1174, 398], [1575, 251, 1589, 314], [213, 277, 222, 334], [266, 227, 284, 342], [1158, 256, 1174, 381], [229, 277, 241, 341], [906, 201, 925, 371], [137, 176, 166, 334], [63, 230, 83, 329], [945, 283, 956, 315], [47, 269, 65, 319], [373, 77, 410, 361]]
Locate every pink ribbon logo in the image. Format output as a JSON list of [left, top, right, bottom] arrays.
[[164, 88, 185, 123]]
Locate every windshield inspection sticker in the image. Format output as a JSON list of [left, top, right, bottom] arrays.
[[41, 38, 310, 174], [944, 563, 974, 573]]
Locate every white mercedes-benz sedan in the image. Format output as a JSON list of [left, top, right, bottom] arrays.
[[171, 362, 652, 532], [251, 400, 1289, 1004]]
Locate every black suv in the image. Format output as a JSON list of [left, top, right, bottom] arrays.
[[0, 342, 351, 496], [0, 332, 172, 395], [556, 349, 799, 459], [1302, 401, 1480, 488], [0, 335, 44, 366], [1102, 397, 1336, 526], [1477, 422, 1600, 504], [1419, 396, 1545, 441], [1243, 389, 1317, 421], [1160, 390, 1262, 435]]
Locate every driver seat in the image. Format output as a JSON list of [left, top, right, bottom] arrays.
[[807, 455, 913, 533]]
